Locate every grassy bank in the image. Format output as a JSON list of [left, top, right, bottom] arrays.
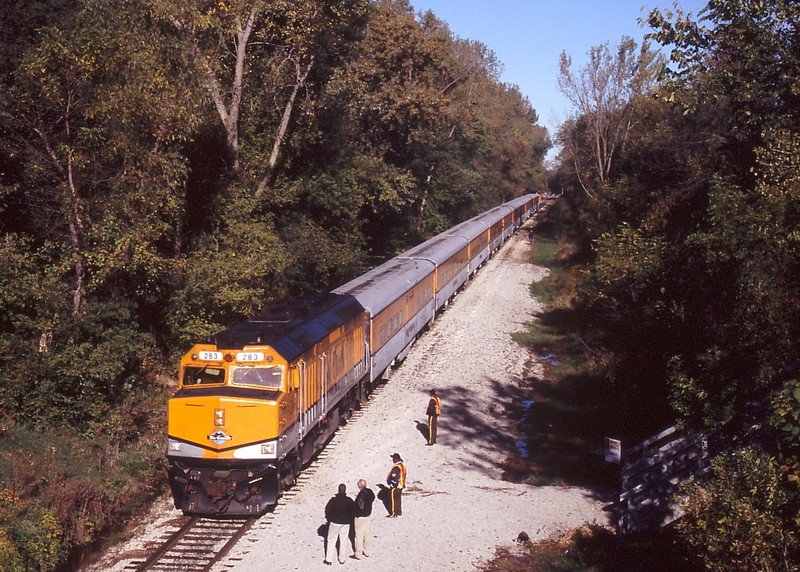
[[506, 205, 619, 491], [0, 384, 170, 571]]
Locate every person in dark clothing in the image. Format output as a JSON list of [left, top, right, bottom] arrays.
[[426, 389, 441, 445], [324, 483, 356, 565], [352, 479, 375, 559], [386, 453, 406, 517]]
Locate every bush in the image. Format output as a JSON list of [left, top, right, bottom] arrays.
[[0, 387, 169, 570], [0, 488, 64, 571], [677, 447, 798, 571]]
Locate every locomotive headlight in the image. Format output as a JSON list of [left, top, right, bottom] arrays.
[[169, 441, 182, 451], [214, 408, 225, 427], [261, 443, 275, 455]]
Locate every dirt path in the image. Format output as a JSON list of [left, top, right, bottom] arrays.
[[85, 229, 610, 572]]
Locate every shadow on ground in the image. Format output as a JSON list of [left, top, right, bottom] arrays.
[[429, 371, 618, 514]]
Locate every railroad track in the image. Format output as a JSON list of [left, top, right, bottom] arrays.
[[128, 517, 256, 572]]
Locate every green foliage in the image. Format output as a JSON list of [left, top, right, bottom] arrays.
[[0, 488, 65, 572], [556, 1, 800, 431], [771, 378, 800, 452], [770, 378, 800, 524], [0, 528, 25, 572], [279, 218, 366, 293], [0, 237, 155, 433], [677, 448, 798, 571], [316, 0, 547, 243], [592, 223, 666, 307], [0, 0, 79, 87], [0, 234, 47, 335], [526, 235, 559, 309], [662, 127, 800, 426], [167, 201, 290, 348], [0, 389, 168, 570], [2, 299, 154, 432], [646, 0, 800, 183]]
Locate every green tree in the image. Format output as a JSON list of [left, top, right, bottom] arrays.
[[11, 0, 199, 313], [0, 488, 64, 572], [150, 0, 368, 194], [559, 3, 800, 564], [567, 0, 800, 433], [558, 37, 662, 197], [640, 0, 800, 428], [2, 0, 200, 429], [167, 200, 289, 348], [646, 0, 800, 184], [313, 0, 548, 250]]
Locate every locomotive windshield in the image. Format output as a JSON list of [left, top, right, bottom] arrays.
[[232, 365, 283, 390], [183, 366, 225, 386]]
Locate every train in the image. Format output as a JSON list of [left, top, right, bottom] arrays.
[[166, 193, 544, 516]]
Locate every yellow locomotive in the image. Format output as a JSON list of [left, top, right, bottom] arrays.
[[166, 194, 542, 516], [167, 294, 368, 515]]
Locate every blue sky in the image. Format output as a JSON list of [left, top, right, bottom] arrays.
[[409, 0, 708, 141]]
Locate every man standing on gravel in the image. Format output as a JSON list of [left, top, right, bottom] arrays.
[[386, 453, 406, 517], [324, 483, 356, 565], [426, 389, 441, 445], [352, 479, 375, 559]]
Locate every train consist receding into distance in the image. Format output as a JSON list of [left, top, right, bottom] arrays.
[[166, 194, 544, 516]]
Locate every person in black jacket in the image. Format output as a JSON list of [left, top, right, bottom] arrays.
[[351, 479, 375, 559], [324, 483, 356, 565]]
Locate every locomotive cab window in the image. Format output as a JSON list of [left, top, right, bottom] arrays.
[[183, 366, 225, 386], [232, 366, 283, 390]]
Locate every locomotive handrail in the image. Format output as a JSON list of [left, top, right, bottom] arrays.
[[319, 353, 327, 422], [298, 359, 307, 439]]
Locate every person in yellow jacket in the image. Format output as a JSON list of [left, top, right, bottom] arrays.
[[426, 389, 441, 445], [386, 453, 406, 517]]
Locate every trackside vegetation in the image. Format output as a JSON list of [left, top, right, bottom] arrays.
[[490, 202, 702, 571], [494, 1, 799, 570]]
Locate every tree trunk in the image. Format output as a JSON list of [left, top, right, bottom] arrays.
[[187, 7, 258, 172], [65, 149, 86, 315], [254, 56, 315, 200], [34, 122, 86, 315]]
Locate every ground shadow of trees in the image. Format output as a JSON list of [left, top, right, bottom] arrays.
[[434, 370, 619, 513]]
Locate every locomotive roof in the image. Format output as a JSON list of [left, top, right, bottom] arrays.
[[209, 293, 365, 362]]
